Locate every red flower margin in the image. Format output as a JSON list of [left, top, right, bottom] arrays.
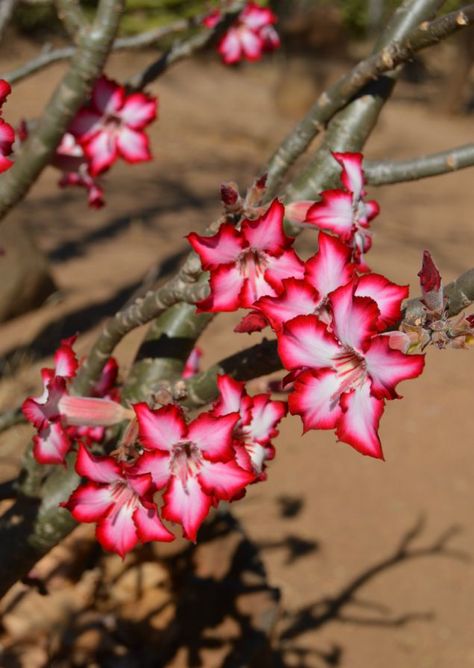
[[133, 403, 255, 541], [277, 281, 425, 459], [63, 444, 174, 557], [188, 199, 304, 312], [69, 75, 157, 176]]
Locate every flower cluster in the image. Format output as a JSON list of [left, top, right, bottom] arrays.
[[22, 337, 128, 465], [190, 155, 426, 459], [0, 80, 15, 173], [204, 2, 280, 64]]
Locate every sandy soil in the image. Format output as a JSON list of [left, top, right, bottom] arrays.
[[0, 41, 473, 667]]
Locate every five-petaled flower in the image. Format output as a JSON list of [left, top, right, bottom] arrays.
[[22, 338, 129, 464], [70, 75, 157, 176], [63, 444, 174, 557], [133, 404, 255, 541], [302, 152, 380, 271], [212, 374, 287, 478], [278, 281, 425, 459], [205, 2, 280, 65], [188, 199, 304, 312]]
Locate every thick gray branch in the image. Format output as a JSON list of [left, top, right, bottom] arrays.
[[365, 143, 474, 184]]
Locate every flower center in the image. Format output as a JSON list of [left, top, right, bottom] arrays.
[[333, 347, 367, 396], [110, 481, 138, 510], [104, 113, 122, 131], [170, 441, 203, 491]]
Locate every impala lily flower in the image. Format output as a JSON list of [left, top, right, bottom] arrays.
[[207, 2, 280, 65], [55, 133, 105, 208], [0, 80, 15, 173], [188, 199, 304, 312], [303, 153, 380, 271], [133, 404, 255, 541], [22, 339, 129, 464], [278, 282, 425, 458], [70, 76, 156, 176], [212, 375, 287, 478], [63, 444, 174, 557], [252, 232, 407, 332]]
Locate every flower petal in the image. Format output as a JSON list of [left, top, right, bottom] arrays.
[[64, 482, 114, 522], [188, 412, 238, 462], [119, 93, 157, 129], [305, 232, 355, 300], [336, 382, 384, 459], [33, 422, 71, 465], [75, 443, 122, 483], [188, 223, 244, 270], [289, 368, 343, 430], [304, 190, 354, 241], [197, 264, 244, 312], [133, 501, 174, 543], [248, 394, 287, 443], [69, 109, 102, 142], [364, 336, 425, 400], [278, 314, 339, 371], [116, 127, 152, 164], [83, 130, 117, 176], [329, 282, 379, 352], [241, 200, 288, 254], [92, 75, 124, 115], [218, 29, 242, 64], [162, 476, 211, 542], [356, 274, 408, 330], [134, 402, 186, 452], [332, 152, 365, 200], [255, 278, 319, 331], [198, 460, 254, 500], [239, 28, 263, 61], [132, 451, 170, 490], [214, 374, 244, 415], [264, 249, 305, 293], [54, 337, 78, 378], [96, 503, 138, 557]]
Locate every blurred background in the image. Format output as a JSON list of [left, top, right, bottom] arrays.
[[0, 1, 473, 666]]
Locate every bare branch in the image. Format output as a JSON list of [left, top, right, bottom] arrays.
[[54, 0, 88, 41], [126, 0, 246, 91], [284, 0, 447, 202], [365, 143, 474, 185], [0, 0, 17, 41], [266, 3, 474, 198], [0, 0, 125, 222], [2, 20, 190, 85]]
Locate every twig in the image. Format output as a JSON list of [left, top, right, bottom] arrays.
[[54, 0, 88, 41], [266, 3, 474, 198], [0, 0, 17, 41], [405, 267, 474, 322], [126, 0, 246, 91], [365, 143, 474, 185], [0, 0, 125, 221], [284, 0, 447, 201], [2, 19, 190, 85]]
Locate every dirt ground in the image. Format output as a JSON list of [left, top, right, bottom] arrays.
[[0, 39, 473, 667]]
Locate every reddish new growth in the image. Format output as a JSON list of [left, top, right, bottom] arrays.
[[0, 80, 15, 173]]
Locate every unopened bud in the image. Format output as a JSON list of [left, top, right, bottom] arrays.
[[220, 182, 240, 206]]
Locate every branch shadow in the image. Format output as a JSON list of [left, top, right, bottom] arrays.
[[272, 516, 469, 666]]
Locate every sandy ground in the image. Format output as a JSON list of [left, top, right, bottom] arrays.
[[0, 41, 473, 667]]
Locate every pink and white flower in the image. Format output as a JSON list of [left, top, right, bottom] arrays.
[[303, 153, 380, 271], [63, 444, 174, 557], [69, 76, 157, 176], [212, 374, 287, 478], [207, 2, 280, 65], [133, 403, 255, 541], [251, 232, 406, 332], [54, 133, 105, 208], [182, 346, 203, 379], [0, 80, 14, 173], [277, 281, 425, 458], [188, 199, 304, 312], [22, 338, 129, 464]]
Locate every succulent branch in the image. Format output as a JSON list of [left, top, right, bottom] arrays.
[[365, 143, 474, 185]]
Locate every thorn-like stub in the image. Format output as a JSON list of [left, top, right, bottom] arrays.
[[456, 11, 468, 26], [419, 20, 430, 31]]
